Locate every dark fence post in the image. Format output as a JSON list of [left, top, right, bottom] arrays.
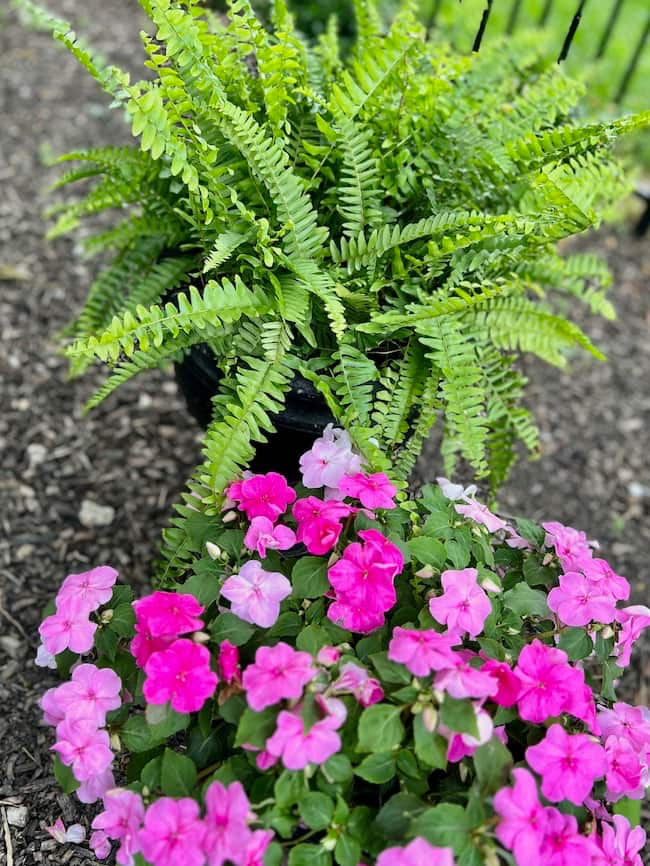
[[594, 0, 625, 60], [473, 0, 493, 53], [538, 0, 554, 26], [557, 0, 588, 63], [425, 0, 443, 33], [614, 12, 650, 104], [506, 0, 523, 34]]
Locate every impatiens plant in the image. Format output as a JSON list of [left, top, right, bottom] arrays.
[[38, 430, 650, 866]]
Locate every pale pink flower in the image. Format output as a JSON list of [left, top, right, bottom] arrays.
[[46, 818, 86, 844], [244, 516, 296, 558], [299, 426, 361, 489], [331, 662, 383, 707], [35, 642, 57, 669], [89, 829, 111, 859], [614, 605, 650, 668], [227, 472, 296, 521], [539, 807, 599, 866], [242, 830, 274, 866], [434, 652, 498, 700], [265, 710, 343, 770], [480, 659, 521, 707], [76, 767, 115, 804], [39, 598, 97, 656], [376, 837, 455, 866], [133, 591, 204, 638], [581, 557, 630, 601], [494, 768, 547, 866], [202, 781, 252, 866], [604, 736, 643, 798], [316, 646, 341, 666], [565, 682, 600, 735], [92, 789, 144, 866], [504, 525, 532, 550], [596, 814, 646, 866], [455, 498, 506, 533], [217, 640, 241, 685], [139, 797, 206, 866], [598, 702, 650, 753], [542, 521, 594, 571], [547, 571, 616, 627], [52, 718, 113, 781], [40, 687, 67, 727], [221, 561, 292, 628], [514, 640, 585, 724], [55, 664, 121, 726], [339, 472, 397, 510], [428, 568, 492, 638], [242, 642, 316, 711], [387, 627, 458, 677], [143, 639, 218, 713], [56, 566, 118, 613], [526, 723, 606, 805], [437, 477, 476, 500]]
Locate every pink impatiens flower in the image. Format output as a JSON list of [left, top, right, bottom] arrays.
[[387, 627, 458, 677], [54, 663, 121, 726], [542, 521, 594, 571], [595, 814, 646, 866], [143, 639, 218, 713], [242, 642, 316, 711], [434, 651, 498, 700], [494, 768, 547, 866], [89, 829, 111, 859], [376, 837, 455, 866], [265, 708, 344, 770], [514, 640, 585, 724], [46, 817, 86, 845], [226, 472, 296, 522], [604, 735, 643, 799], [133, 591, 204, 638], [581, 557, 630, 602], [39, 598, 97, 656], [220, 561, 292, 628], [547, 571, 616, 627], [598, 701, 650, 753], [331, 662, 384, 707], [92, 788, 144, 866], [242, 830, 274, 866], [217, 640, 241, 686], [52, 718, 113, 781], [299, 425, 361, 490], [243, 516, 296, 558], [525, 723, 606, 805], [76, 767, 115, 805], [56, 565, 118, 613], [539, 807, 599, 866], [293, 496, 352, 555], [202, 781, 252, 866], [480, 659, 522, 707], [443, 704, 494, 762], [428, 568, 492, 638], [139, 797, 206, 866], [455, 498, 507, 533], [339, 472, 397, 510], [614, 605, 650, 668]]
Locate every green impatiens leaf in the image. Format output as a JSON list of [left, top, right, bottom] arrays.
[[357, 704, 405, 753], [439, 696, 479, 738], [558, 627, 595, 661], [354, 752, 396, 783], [299, 792, 335, 830], [503, 583, 550, 618], [211, 612, 256, 646], [291, 557, 331, 599], [413, 714, 447, 769], [161, 748, 197, 797]]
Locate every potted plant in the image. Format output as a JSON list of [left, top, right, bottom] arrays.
[[36, 431, 650, 866]]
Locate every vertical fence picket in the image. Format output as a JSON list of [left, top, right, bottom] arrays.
[[506, 0, 523, 34], [614, 12, 650, 103], [425, 0, 443, 33], [538, 0, 554, 26], [557, 0, 588, 63], [473, 0, 494, 52], [594, 0, 626, 60]]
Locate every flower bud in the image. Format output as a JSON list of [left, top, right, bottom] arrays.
[[192, 630, 210, 644], [110, 733, 121, 751], [480, 575, 502, 594], [321, 836, 337, 851], [317, 646, 341, 667], [422, 705, 438, 733], [222, 510, 238, 524], [206, 541, 222, 560], [542, 553, 554, 566], [601, 625, 615, 640], [99, 609, 113, 624], [415, 565, 434, 579]]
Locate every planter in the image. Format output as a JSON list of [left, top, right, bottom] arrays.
[[174, 344, 335, 479]]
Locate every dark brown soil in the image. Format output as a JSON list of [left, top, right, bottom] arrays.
[[0, 2, 648, 864]]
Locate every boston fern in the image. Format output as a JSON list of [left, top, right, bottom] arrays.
[[23, 0, 647, 575]]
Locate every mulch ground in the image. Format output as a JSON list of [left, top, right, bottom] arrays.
[[0, 1, 648, 863]]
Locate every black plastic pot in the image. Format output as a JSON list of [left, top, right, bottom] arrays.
[[174, 344, 335, 479]]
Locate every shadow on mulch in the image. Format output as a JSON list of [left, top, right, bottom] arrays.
[[1, 0, 649, 863]]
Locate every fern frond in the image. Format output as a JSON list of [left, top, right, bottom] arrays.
[[336, 119, 382, 237], [332, 343, 378, 425]]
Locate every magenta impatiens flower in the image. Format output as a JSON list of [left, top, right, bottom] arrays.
[[39, 598, 97, 656], [298, 425, 361, 489], [339, 472, 397, 510], [428, 568, 492, 638], [542, 521, 594, 571], [92, 788, 144, 866], [480, 659, 522, 707], [293, 496, 352, 555], [265, 709, 344, 770], [387, 627, 458, 677], [139, 797, 206, 866], [242, 830, 274, 866], [595, 815, 646, 866], [226, 472, 296, 522], [242, 642, 316, 711], [143, 639, 218, 713], [55, 663, 121, 726], [202, 781, 252, 866], [220, 561, 291, 628], [598, 701, 650, 753], [581, 557, 630, 602], [539, 807, 599, 866], [376, 837, 455, 866], [434, 652, 498, 700], [514, 640, 585, 723], [494, 768, 547, 866], [455, 498, 507, 533], [56, 565, 118, 613], [52, 718, 113, 781], [526, 723, 606, 804], [244, 516, 296, 558], [358, 529, 404, 573], [217, 640, 241, 685], [547, 571, 616, 627], [133, 591, 204, 638], [331, 662, 384, 707], [604, 735, 643, 798], [614, 605, 650, 668]]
